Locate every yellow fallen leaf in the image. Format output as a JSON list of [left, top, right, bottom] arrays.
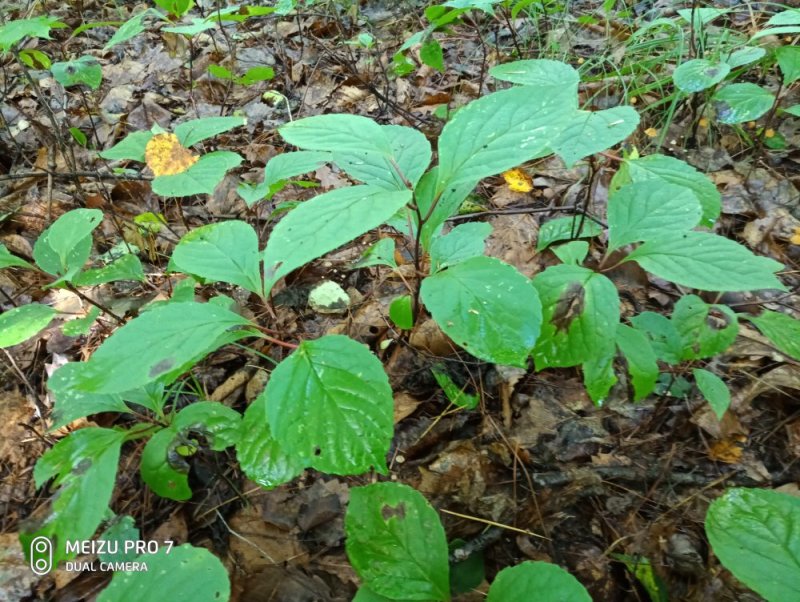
[[644, 127, 658, 138], [502, 168, 533, 193], [709, 434, 746, 464], [698, 117, 709, 128], [145, 133, 199, 177], [765, 128, 775, 138], [791, 227, 800, 245]]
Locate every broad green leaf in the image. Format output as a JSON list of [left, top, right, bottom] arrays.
[[48, 363, 132, 429], [607, 181, 701, 251], [624, 232, 785, 292], [104, 9, 154, 49], [672, 295, 738, 360], [174, 116, 246, 147], [33, 208, 102, 279], [346, 483, 450, 601], [19, 48, 51, 69], [768, 9, 800, 25], [173, 401, 241, 451], [140, 427, 191, 500], [0, 17, 64, 51], [170, 221, 262, 294], [235, 399, 303, 489], [745, 310, 800, 361], [163, 17, 215, 36], [51, 55, 102, 90], [487, 561, 591, 602], [706, 488, 800, 602], [616, 324, 658, 401], [264, 335, 393, 474], [353, 238, 398, 269], [673, 59, 730, 93], [532, 265, 620, 369], [676, 7, 727, 26], [752, 25, 800, 42], [416, 168, 478, 250], [335, 125, 431, 190], [785, 104, 800, 117], [154, 0, 194, 17], [263, 186, 411, 292], [152, 151, 243, 197], [420, 38, 444, 72], [489, 59, 579, 98], [0, 304, 57, 348], [98, 515, 139, 564], [121, 382, 166, 414], [549, 106, 639, 167], [238, 150, 332, 206], [776, 46, 800, 85], [72, 253, 144, 286], [0, 244, 33, 269], [436, 84, 574, 188], [279, 114, 392, 155], [725, 47, 766, 68], [613, 154, 720, 227], [62, 306, 101, 336], [629, 311, 683, 364], [536, 217, 602, 251], [99, 130, 153, 161], [552, 240, 588, 265], [693, 368, 730, 419], [714, 83, 774, 124], [421, 256, 542, 367], [97, 544, 230, 602], [65, 302, 254, 394], [429, 222, 492, 271], [583, 349, 617, 404], [21, 428, 125, 565], [389, 295, 414, 330]]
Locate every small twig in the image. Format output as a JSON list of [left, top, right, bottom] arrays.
[[439, 508, 548, 540], [0, 170, 152, 182], [446, 204, 578, 222]]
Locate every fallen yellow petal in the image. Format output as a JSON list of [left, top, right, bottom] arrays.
[[502, 168, 533, 193], [145, 133, 199, 177]]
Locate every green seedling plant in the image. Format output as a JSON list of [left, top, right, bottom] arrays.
[[2, 51, 799, 599]]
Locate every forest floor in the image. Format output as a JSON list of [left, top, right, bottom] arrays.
[[1, 0, 800, 600]]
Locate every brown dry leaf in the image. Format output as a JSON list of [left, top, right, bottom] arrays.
[[708, 434, 747, 464], [502, 168, 533, 193], [144, 133, 198, 177]]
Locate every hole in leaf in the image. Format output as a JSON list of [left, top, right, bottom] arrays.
[[381, 502, 406, 521]]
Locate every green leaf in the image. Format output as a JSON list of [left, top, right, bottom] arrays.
[[536, 217, 602, 251], [0, 17, 63, 52], [745, 310, 800, 361], [72, 253, 145, 286], [613, 554, 669, 602], [583, 348, 617, 404], [389, 295, 414, 330], [487, 561, 591, 602], [21, 427, 125, 566], [714, 83, 774, 124], [725, 47, 766, 68], [672, 295, 738, 360], [279, 114, 392, 155], [0, 304, 57, 348], [99, 130, 154, 161], [346, 482, 450, 601], [706, 488, 800, 602], [776, 46, 800, 85], [624, 232, 786, 292], [264, 335, 393, 474], [64, 302, 253, 394], [239, 150, 332, 206], [62, 306, 101, 336], [170, 221, 262, 295], [768, 9, 800, 25], [785, 104, 800, 117], [33, 208, 103, 279], [48, 363, 132, 429], [97, 544, 230, 602], [613, 154, 720, 227], [616, 324, 658, 401], [262, 186, 411, 292], [549, 106, 639, 167], [353, 238, 398, 269], [152, 151, 243, 197], [0, 244, 33, 269], [552, 240, 589, 265], [98, 516, 139, 564], [416, 168, 478, 250], [432, 366, 478, 409], [51, 55, 102, 90], [676, 7, 728, 26], [104, 9, 154, 50], [163, 17, 215, 36], [154, 0, 194, 17], [420, 38, 444, 72], [693, 368, 730, 419], [334, 125, 431, 190], [532, 265, 620, 369], [236, 399, 304, 489], [140, 427, 192, 501], [421, 256, 542, 367], [607, 181, 701, 251], [673, 59, 730, 93], [429, 222, 492, 271], [489, 59, 580, 97], [629, 311, 682, 364], [173, 401, 241, 451], [69, 127, 88, 146], [173, 116, 246, 148], [436, 84, 574, 188]]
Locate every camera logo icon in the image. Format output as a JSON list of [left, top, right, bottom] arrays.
[[30, 536, 53, 575]]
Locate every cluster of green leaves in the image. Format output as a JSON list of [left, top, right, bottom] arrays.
[[2, 45, 799, 599]]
